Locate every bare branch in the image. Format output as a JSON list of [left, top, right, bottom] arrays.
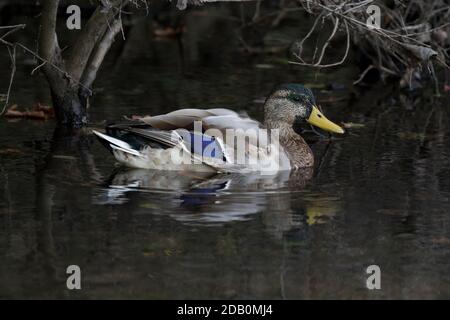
[[81, 18, 123, 89], [290, 0, 449, 81], [0, 24, 25, 40], [38, 0, 60, 65], [0, 39, 93, 95], [314, 17, 340, 66], [0, 24, 26, 30], [291, 18, 350, 68], [295, 13, 323, 63], [0, 45, 16, 116], [353, 65, 374, 85], [66, 0, 129, 83]]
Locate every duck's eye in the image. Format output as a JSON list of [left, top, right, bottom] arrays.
[[292, 96, 301, 102]]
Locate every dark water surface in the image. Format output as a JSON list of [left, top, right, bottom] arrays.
[[1, 5, 450, 299]]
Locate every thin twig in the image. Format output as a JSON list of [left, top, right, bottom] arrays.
[[291, 0, 449, 79], [353, 65, 374, 85], [0, 38, 93, 94], [0, 45, 16, 116]]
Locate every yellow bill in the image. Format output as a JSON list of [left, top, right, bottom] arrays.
[[307, 106, 344, 134]]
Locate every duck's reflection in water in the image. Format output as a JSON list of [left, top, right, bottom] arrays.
[[93, 168, 338, 238], [93, 167, 339, 237]]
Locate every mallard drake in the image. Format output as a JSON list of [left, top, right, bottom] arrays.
[[93, 84, 344, 173]]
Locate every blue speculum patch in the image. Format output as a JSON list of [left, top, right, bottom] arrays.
[[180, 132, 225, 160]]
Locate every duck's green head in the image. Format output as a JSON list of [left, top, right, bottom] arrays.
[[265, 83, 344, 134]]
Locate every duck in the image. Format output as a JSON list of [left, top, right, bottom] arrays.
[[93, 84, 344, 173]]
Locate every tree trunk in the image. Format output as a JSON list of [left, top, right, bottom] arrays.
[[38, 0, 124, 128], [39, 44, 89, 127], [50, 84, 89, 127]]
